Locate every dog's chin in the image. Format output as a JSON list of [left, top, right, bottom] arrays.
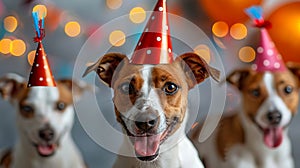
[[136, 149, 159, 162], [33, 142, 58, 157]]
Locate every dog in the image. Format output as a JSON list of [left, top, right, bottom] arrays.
[[83, 52, 220, 168], [0, 73, 87, 168], [190, 63, 300, 168]]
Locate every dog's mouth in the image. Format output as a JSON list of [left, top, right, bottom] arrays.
[[120, 116, 178, 161], [262, 127, 283, 148], [33, 142, 58, 157], [254, 121, 285, 149]]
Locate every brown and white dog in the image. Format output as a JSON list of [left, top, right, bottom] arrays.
[[190, 63, 300, 168], [0, 73, 86, 168], [83, 52, 220, 168]]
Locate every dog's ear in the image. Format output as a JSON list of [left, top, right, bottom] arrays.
[[176, 52, 220, 89], [83, 53, 128, 87], [286, 62, 300, 81], [0, 73, 26, 101], [226, 69, 251, 90], [57, 79, 91, 101]]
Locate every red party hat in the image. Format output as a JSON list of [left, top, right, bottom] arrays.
[[246, 6, 286, 72], [28, 12, 56, 87], [131, 0, 173, 64]]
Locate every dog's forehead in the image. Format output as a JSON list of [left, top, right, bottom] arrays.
[[273, 71, 298, 85], [112, 63, 181, 86], [244, 70, 298, 88], [26, 87, 59, 102]]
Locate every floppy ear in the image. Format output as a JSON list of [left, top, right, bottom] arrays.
[[0, 73, 26, 101], [226, 69, 251, 90], [82, 53, 128, 87], [57, 79, 91, 101], [176, 52, 220, 89], [286, 62, 300, 81]]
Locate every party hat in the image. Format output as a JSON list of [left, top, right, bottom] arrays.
[[27, 12, 56, 87], [246, 6, 286, 72], [131, 0, 173, 64]]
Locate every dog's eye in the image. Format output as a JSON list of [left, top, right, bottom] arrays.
[[56, 102, 66, 112], [284, 85, 293, 95], [250, 88, 260, 98], [120, 83, 135, 94], [20, 105, 34, 118], [163, 82, 178, 95]]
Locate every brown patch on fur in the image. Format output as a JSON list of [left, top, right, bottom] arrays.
[[0, 150, 12, 168], [111, 63, 145, 122], [216, 114, 245, 160], [273, 71, 300, 115], [240, 73, 269, 122]]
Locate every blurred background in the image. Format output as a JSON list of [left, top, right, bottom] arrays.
[[0, 0, 300, 167]]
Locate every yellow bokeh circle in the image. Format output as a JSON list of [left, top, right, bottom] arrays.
[[4, 16, 18, 33], [109, 30, 126, 47], [65, 21, 81, 37], [230, 23, 247, 40], [10, 39, 26, 57], [239, 46, 256, 63], [0, 39, 12, 55], [212, 21, 229, 38], [27, 50, 36, 65], [106, 0, 123, 10], [32, 5, 47, 19], [129, 7, 146, 24], [194, 44, 211, 63]]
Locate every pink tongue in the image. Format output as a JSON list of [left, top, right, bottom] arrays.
[[37, 144, 55, 156], [263, 127, 283, 148], [134, 134, 161, 157]]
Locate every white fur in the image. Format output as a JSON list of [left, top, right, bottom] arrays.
[[194, 73, 294, 168]]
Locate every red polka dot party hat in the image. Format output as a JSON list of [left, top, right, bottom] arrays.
[[246, 6, 286, 72], [27, 12, 56, 87], [131, 0, 173, 64]]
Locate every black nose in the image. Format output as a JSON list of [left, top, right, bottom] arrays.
[[267, 110, 282, 125], [39, 127, 55, 141], [135, 112, 159, 132]]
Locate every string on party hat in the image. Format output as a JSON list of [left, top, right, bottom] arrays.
[[27, 11, 56, 87], [131, 0, 173, 64], [245, 6, 286, 72]]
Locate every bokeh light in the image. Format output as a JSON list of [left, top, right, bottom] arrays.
[[0, 38, 12, 55], [106, 0, 123, 10], [230, 23, 247, 40], [212, 21, 229, 38], [4, 16, 18, 33], [129, 7, 146, 24], [239, 46, 256, 63], [194, 44, 211, 63], [109, 30, 126, 47], [27, 50, 36, 65], [10, 39, 26, 56], [32, 4, 47, 19], [64, 21, 81, 37]]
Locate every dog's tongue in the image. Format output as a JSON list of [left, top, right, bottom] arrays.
[[134, 134, 161, 157], [263, 127, 283, 148], [37, 144, 55, 156]]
